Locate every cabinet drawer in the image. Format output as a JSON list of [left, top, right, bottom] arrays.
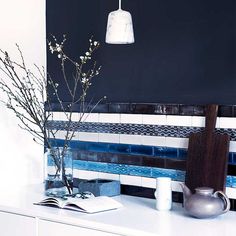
[[0, 211, 36, 236], [38, 219, 119, 236]]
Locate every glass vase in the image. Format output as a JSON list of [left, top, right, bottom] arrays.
[[44, 147, 73, 197]]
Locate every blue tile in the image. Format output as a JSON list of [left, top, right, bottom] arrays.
[[130, 145, 153, 156], [151, 167, 185, 181], [77, 141, 89, 151], [178, 148, 188, 160], [128, 165, 152, 177], [175, 170, 186, 182], [165, 147, 178, 158], [107, 163, 129, 175], [73, 160, 88, 170], [232, 152, 236, 165], [153, 146, 166, 157], [109, 144, 131, 154], [226, 175, 236, 187], [86, 161, 108, 172], [228, 153, 234, 164], [88, 142, 109, 153]]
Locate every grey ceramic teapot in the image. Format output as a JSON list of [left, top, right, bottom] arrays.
[[180, 183, 230, 218]]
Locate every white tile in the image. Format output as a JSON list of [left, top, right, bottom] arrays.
[[226, 187, 236, 199], [55, 112, 78, 121], [141, 177, 156, 189], [49, 112, 61, 120], [120, 175, 142, 186], [99, 113, 120, 123], [98, 133, 120, 143], [73, 131, 80, 140], [73, 169, 80, 178], [49, 129, 78, 140], [141, 136, 166, 146], [78, 132, 99, 142], [171, 181, 183, 192], [215, 117, 220, 129], [191, 116, 205, 127], [98, 172, 120, 181], [166, 115, 192, 127], [56, 130, 67, 139], [220, 117, 236, 129], [229, 141, 236, 152], [166, 137, 189, 148], [74, 170, 99, 180], [142, 115, 166, 125], [80, 113, 99, 122], [49, 111, 83, 122], [120, 114, 143, 124], [120, 134, 142, 145]]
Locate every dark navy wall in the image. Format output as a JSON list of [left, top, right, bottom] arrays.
[[46, 0, 236, 105]]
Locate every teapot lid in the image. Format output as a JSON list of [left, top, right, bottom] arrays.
[[195, 187, 214, 195]]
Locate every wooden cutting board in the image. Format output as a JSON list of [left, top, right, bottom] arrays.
[[185, 104, 230, 192]]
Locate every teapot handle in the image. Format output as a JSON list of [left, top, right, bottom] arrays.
[[213, 191, 231, 213]]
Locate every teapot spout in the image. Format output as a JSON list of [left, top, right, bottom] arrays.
[[179, 183, 192, 202]]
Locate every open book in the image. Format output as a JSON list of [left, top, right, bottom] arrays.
[[35, 196, 123, 214]]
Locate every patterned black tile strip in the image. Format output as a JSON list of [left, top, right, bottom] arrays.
[[45, 103, 236, 117], [46, 121, 236, 140]]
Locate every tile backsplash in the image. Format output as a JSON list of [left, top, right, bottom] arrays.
[[46, 103, 236, 202]]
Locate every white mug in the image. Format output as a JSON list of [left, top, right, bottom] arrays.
[[154, 177, 172, 211]]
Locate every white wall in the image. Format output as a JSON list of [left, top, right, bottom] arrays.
[[0, 0, 46, 188]]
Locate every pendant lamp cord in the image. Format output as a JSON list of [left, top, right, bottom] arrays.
[[119, 0, 121, 9]]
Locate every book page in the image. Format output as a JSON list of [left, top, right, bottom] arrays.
[[64, 196, 123, 213], [36, 197, 64, 208]]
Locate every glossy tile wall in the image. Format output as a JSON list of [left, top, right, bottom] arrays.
[[47, 103, 236, 202]]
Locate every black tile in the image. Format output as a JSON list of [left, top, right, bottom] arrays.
[[164, 104, 179, 115], [193, 105, 205, 116], [142, 156, 165, 168], [179, 105, 194, 115], [232, 106, 236, 117], [108, 103, 130, 113], [88, 103, 109, 113], [227, 164, 236, 175], [121, 185, 155, 199], [77, 151, 98, 161], [97, 152, 119, 163], [165, 158, 186, 171], [218, 105, 233, 117], [154, 104, 165, 114], [121, 185, 183, 203], [117, 154, 143, 166], [230, 199, 236, 211], [130, 103, 156, 114]]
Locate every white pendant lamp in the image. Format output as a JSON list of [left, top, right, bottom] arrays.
[[105, 0, 135, 44]]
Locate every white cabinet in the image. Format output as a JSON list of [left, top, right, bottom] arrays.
[[0, 211, 36, 236], [38, 219, 119, 236]]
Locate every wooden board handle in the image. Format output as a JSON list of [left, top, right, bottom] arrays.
[[205, 104, 218, 134]]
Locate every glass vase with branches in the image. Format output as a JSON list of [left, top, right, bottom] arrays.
[[0, 35, 105, 197]]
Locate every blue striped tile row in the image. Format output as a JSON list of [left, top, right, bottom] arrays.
[[49, 139, 236, 164], [73, 160, 185, 181], [73, 160, 236, 187]]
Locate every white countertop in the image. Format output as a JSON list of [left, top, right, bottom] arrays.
[[0, 185, 236, 236]]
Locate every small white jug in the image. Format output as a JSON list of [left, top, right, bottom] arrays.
[[154, 177, 172, 211]]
